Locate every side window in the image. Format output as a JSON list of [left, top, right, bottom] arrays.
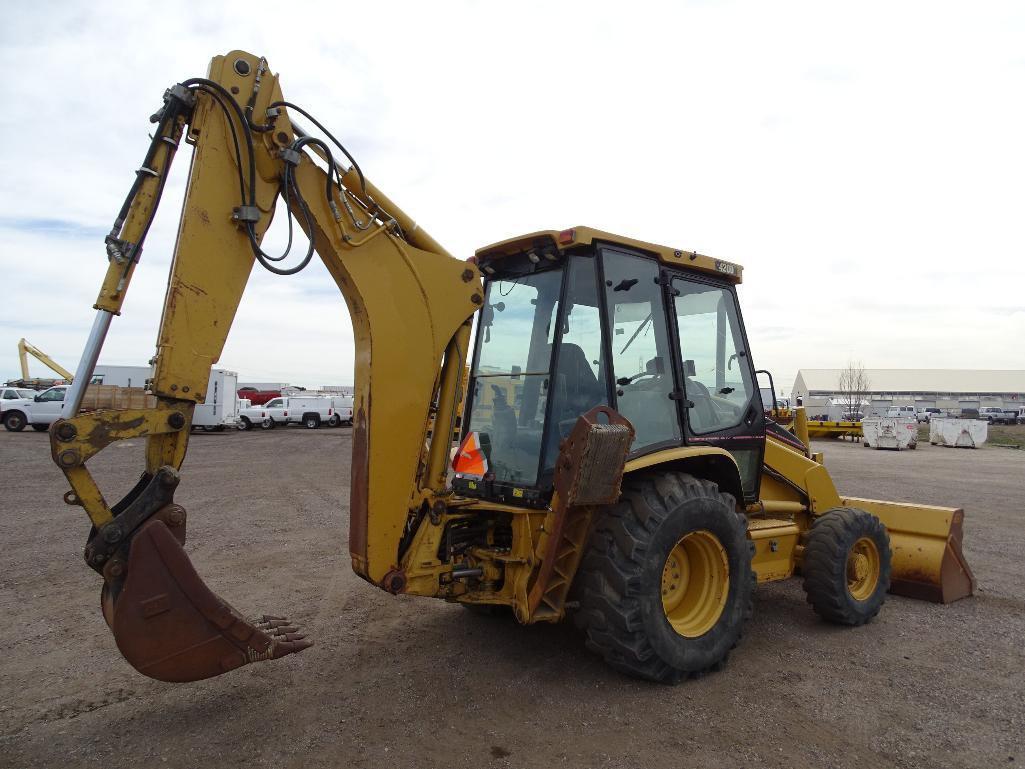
[[673, 279, 754, 434], [3, 390, 17, 400], [602, 250, 680, 450], [38, 388, 66, 402]]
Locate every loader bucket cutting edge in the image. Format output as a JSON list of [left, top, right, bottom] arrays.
[[841, 496, 975, 604], [106, 519, 311, 682]]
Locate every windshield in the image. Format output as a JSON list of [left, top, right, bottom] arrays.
[[464, 268, 562, 486]]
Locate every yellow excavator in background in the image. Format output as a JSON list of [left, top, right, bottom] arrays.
[[7, 338, 74, 389], [49, 51, 974, 685]]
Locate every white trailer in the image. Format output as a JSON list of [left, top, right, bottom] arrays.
[[90, 364, 152, 388], [192, 369, 240, 431], [930, 418, 988, 448], [862, 417, 918, 450]]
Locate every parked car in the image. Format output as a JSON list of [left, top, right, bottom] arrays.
[[959, 408, 980, 419], [238, 398, 281, 430], [1, 386, 41, 431], [2, 385, 68, 432], [916, 407, 942, 423], [1000, 409, 1024, 425], [979, 406, 1012, 424], [328, 395, 354, 426], [2, 386, 38, 402]]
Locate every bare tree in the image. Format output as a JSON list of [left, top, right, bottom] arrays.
[[837, 360, 871, 420]]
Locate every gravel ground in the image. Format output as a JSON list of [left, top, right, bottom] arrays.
[[0, 428, 1022, 769]]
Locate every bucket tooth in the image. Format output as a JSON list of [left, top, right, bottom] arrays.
[[108, 519, 311, 682]]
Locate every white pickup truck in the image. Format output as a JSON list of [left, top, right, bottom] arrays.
[[1, 385, 69, 432], [238, 395, 349, 430]]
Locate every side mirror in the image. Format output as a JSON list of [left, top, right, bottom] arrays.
[[683, 359, 696, 378], [34, 394, 42, 402]]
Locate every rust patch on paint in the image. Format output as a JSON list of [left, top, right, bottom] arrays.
[[348, 402, 370, 577]]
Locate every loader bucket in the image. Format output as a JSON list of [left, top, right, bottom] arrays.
[[841, 496, 975, 603], [104, 519, 312, 682]]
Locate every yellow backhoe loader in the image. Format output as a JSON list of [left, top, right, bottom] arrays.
[[49, 51, 975, 685]]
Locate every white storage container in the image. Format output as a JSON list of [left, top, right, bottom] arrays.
[[862, 417, 918, 450], [929, 418, 987, 448]]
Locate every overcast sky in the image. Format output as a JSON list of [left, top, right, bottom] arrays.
[[1, 1, 1023, 397]]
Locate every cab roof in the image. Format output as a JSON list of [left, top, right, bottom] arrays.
[[474, 226, 743, 284]]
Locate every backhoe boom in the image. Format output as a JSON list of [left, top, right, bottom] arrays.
[[51, 51, 480, 681]]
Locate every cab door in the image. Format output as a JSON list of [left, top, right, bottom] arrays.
[[669, 274, 765, 502]]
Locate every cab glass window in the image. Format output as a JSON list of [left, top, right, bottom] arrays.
[[602, 250, 679, 450], [544, 257, 608, 469], [466, 268, 563, 485], [673, 279, 754, 434]]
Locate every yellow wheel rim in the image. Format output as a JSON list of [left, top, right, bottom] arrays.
[[846, 536, 881, 601], [661, 530, 729, 638]]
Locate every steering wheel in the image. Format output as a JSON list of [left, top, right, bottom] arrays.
[[617, 371, 662, 391]]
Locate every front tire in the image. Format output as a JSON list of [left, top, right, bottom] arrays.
[[802, 507, 891, 626], [260, 418, 275, 430], [574, 472, 754, 684], [3, 411, 27, 432], [238, 417, 252, 431]]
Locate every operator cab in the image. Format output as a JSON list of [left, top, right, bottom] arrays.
[[455, 228, 765, 506]]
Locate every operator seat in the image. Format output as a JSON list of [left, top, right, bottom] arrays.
[[555, 342, 605, 415], [684, 376, 719, 433]]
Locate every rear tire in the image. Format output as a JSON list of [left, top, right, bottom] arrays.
[[802, 507, 891, 626], [3, 411, 27, 432], [260, 418, 275, 430], [304, 414, 321, 429], [574, 472, 754, 684], [328, 414, 341, 427], [239, 417, 252, 431]]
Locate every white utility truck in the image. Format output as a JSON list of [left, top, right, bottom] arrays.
[[238, 395, 340, 429]]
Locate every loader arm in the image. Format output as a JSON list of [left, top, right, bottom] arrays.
[[760, 410, 974, 603], [50, 51, 481, 681]]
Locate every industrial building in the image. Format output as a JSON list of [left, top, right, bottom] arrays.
[[791, 369, 1025, 415]]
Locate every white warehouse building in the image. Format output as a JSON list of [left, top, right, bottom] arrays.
[[791, 369, 1025, 416]]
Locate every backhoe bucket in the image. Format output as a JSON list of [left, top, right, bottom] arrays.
[[104, 519, 311, 682], [841, 497, 975, 603]]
